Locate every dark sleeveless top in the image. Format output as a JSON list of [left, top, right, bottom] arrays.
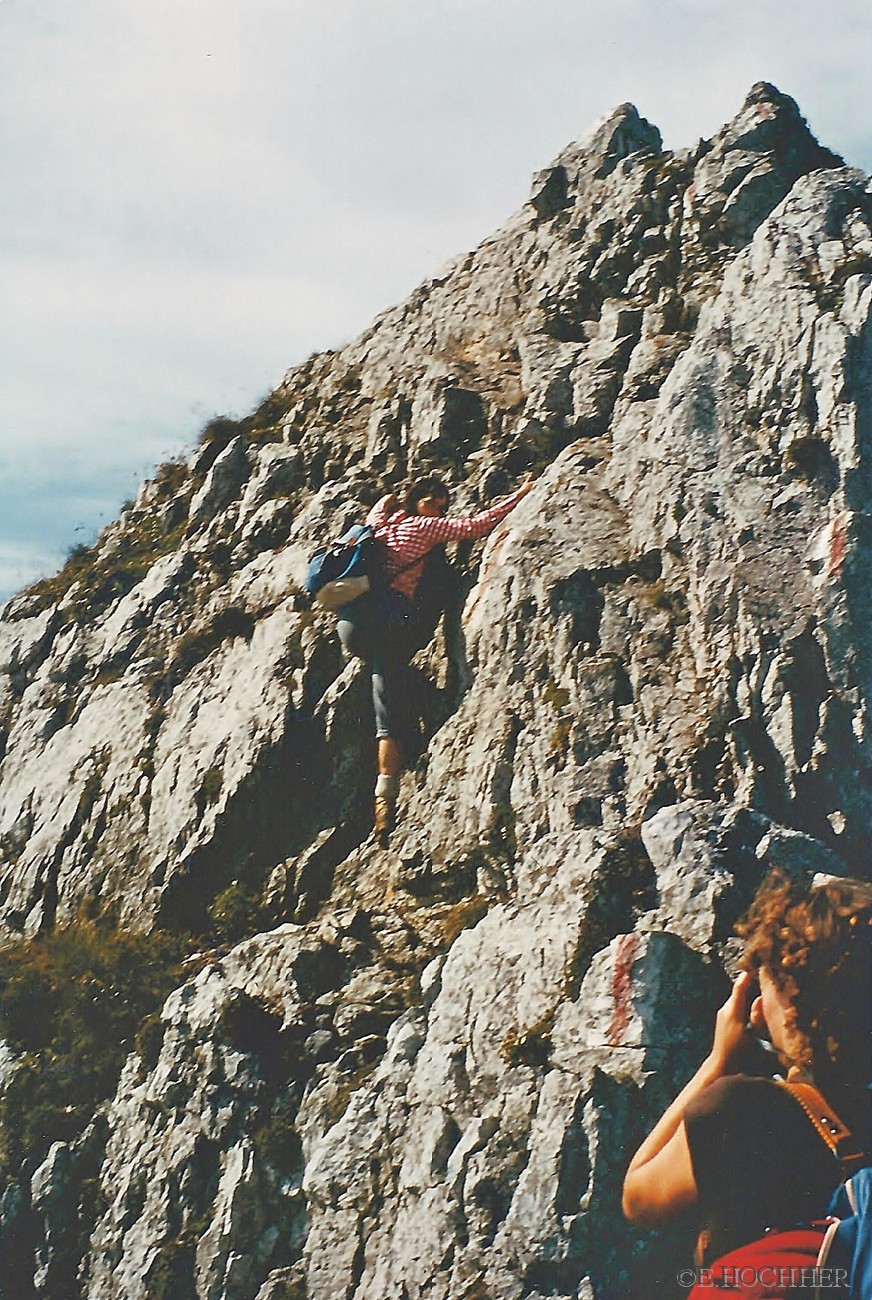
[[684, 1075, 842, 1261]]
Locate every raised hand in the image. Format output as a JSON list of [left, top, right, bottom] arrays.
[[709, 970, 758, 1074]]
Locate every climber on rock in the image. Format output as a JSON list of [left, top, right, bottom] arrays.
[[337, 473, 534, 846]]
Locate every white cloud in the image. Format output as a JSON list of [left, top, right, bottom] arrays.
[[2, 0, 872, 604], [0, 541, 65, 611]]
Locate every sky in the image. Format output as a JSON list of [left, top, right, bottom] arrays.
[[2, 0, 872, 607]]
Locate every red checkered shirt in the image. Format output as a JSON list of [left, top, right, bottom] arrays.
[[365, 489, 527, 599]]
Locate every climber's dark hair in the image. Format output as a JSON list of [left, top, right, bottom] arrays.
[[403, 476, 451, 514]]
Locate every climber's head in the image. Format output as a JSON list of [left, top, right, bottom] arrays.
[[404, 476, 450, 518], [738, 871, 872, 1115]]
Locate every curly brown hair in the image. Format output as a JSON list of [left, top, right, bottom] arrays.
[[737, 871, 872, 1128]]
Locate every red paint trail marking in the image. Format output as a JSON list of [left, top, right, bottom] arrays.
[[607, 933, 639, 1047], [828, 513, 848, 579]]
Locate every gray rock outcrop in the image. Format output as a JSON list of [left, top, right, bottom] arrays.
[[0, 83, 869, 1299]]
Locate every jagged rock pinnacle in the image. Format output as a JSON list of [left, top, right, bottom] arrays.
[[1, 87, 871, 1299]]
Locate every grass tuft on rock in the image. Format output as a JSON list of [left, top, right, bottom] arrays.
[[0, 922, 189, 1177]]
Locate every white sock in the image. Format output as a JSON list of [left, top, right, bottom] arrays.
[[375, 773, 399, 800]]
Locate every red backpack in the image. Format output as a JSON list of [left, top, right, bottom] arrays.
[[688, 1083, 866, 1299]]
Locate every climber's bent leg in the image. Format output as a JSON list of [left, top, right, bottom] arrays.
[[371, 605, 415, 843], [371, 656, 409, 844], [377, 736, 401, 776], [336, 588, 415, 844]]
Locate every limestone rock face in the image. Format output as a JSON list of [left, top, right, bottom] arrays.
[[0, 84, 870, 1298]]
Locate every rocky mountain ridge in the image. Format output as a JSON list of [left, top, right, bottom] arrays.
[[0, 83, 870, 1299]]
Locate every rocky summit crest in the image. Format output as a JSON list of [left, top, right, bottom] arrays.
[[1, 84, 871, 1299]]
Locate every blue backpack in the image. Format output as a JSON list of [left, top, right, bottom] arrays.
[[305, 525, 377, 610], [826, 1167, 872, 1298]]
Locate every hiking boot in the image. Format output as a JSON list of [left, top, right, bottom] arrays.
[[373, 796, 395, 846]]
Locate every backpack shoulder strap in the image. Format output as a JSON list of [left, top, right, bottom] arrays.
[[781, 1081, 867, 1178]]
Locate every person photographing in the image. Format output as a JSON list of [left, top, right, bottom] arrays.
[[622, 872, 871, 1286]]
